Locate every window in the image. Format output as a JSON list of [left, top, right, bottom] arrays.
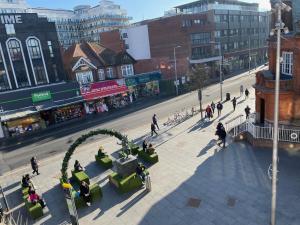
[[33, 66, 47, 85], [98, 69, 105, 80], [125, 44, 129, 50], [121, 64, 134, 77], [47, 41, 54, 58], [281, 52, 293, 76], [191, 32, 211, 45], [76, 71, 93, 84], [0, 45, 11, 91], [27, 38, 41, 59], [53, 64, 59, 82], [215, 31, 221, 38], [5, 24, 15, 35], [122, 33, 128, 38], [182, 20, 192, 27], [7, 38, 30, 88], [106, 67, 114, 78], [191, 46, 211, 59]]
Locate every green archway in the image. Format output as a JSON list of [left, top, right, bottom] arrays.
[[61, 129, 130, 183]]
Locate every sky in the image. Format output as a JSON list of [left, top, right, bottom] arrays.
[[27, 0, 271, 22]]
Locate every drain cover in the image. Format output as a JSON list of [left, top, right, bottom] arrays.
[[187, 198, 201, 208], [227, 196, 236, 207]]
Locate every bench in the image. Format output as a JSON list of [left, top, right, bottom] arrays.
[[71, 183, 102, 209], [109, 171, 148, 194], [71, 170, 90, 185], [95, 155, 113, 169], [138, 150, 159, 164]]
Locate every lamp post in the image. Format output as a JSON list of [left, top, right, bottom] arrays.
[[173, 45, 181, 96], [249, 36, 251, 75], [270, 1, 291, 225], [210, 41, 223, 101]]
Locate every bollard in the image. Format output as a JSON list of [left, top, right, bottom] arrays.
[[145, 175, 152, 192]]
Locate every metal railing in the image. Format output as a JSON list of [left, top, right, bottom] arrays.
[[226, 114, 300, 143]]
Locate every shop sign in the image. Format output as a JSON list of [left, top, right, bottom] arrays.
[[80, 79, 128, 101], [125, 72, 162, 86], [32, 91, 52, 103], [0, 15, 22, 24]]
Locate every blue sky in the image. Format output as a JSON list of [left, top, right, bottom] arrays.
[[27, 0, 271, 22]]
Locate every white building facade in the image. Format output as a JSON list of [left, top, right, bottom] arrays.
[[0, 0, 132, 48]]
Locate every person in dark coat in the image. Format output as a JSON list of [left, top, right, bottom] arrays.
[[79, 181, 91, 206], [211, 101, 216, 114], [245, 105, 251, 119], [245, 88, 250, 99], [152, 114, 159, 130], [205, 105, 212, 120], [232, 97, 237, 111], [215, 123, 226, 148], [151, 123, 158, 136], [30, 157, 39, 175], [217, 102, 223, 117], [142, 140, 148, 152], [136, 163, 146, 183], [74, 160, 83, 172]]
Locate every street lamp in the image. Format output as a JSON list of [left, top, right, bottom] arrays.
[[210, 41, 223, 101], [173, 45, 181, 96], [270, 1, 291, 225]]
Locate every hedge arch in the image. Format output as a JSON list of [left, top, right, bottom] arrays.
[[61, 129, 130, 183]]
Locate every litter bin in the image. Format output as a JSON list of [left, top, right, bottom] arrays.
[[226, 93, 231, 101]]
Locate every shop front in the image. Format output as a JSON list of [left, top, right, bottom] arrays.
[[125, 71, 161, 99], [80, 79, 129, 114]]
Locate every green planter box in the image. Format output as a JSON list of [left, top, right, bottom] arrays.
[[71, 171, 90, 185], [138, 151, 159, 164], [24, 199, 43, 219], [95, 155, 113, 169], [109, 172, 143, 194], [71, 183, 102, 209]]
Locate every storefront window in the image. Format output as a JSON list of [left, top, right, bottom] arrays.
[[121, 64, 134, 77], [54, 104, 84, 123]]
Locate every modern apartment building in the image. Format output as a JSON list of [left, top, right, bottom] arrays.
[[101, 0, 270, 83], [0, 0, 131, 48]]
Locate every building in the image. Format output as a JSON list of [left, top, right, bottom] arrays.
[[255, 0, 300, 126], [0, 13, 84, 138], [100, 0, 270, 86], [0, 0, 132, 48], [63, 42, 161, 115]]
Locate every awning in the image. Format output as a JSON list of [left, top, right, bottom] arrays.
[[55, 96, 84, 108], [35, 101, 57, 111], [0, 107, 37, 122]]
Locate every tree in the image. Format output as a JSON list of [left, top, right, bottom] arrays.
[[188, 64, 209, 119]]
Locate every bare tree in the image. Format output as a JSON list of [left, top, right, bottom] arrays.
[[188, 64, 209, 119]]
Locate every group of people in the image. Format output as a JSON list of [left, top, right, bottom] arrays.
[[205, 102, 224, 120]]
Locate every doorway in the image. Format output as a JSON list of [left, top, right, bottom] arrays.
[[260, 98, 265, 124]]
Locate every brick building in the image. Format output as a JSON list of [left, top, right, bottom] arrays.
[[255, 0, 300, 126], [100, 0, 270, 87]]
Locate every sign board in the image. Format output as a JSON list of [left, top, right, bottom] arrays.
[[0, 15, 22, 24], [32, 91, 52, 103]]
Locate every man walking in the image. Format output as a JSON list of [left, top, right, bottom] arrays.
[[245, 105, 251, 119], [245, 88, 250, 99], [151, 123, 158, 136], [31, 157, 39, 175], [152, 114, 159, 130], [211, 101, 215, 114], [232, 97, 237, 111], [215, 122, 226, 148], [240, 85, 244, 97], [217, 102, 223, 117]]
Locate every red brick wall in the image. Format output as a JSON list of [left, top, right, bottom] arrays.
[[100, 30, 124, 53]]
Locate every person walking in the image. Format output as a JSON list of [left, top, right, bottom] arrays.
[[211, 101, 215, 114], [240, 85, 244, 97], [142, 140, 148, 152], [152, 114, 159, 130], [151, 123, 158, 136], [245, 88, 250, 99], [232, 97, 237, 111], [215, 122, 226, 148], [205, 105, 212, 120], [30, 157, 39, 175], [217, 102, 223, 117], [245, 105, 251, 119]]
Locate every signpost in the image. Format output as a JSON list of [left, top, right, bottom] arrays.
[[198, 89, 203, 119]]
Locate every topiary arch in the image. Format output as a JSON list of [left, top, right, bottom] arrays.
[[61, 129, 130, 183]]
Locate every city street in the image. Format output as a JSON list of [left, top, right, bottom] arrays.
[[0, 68, 261, 175]]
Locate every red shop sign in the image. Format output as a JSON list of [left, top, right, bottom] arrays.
[[80, 79, 128, 101]]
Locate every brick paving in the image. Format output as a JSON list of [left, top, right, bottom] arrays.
[[1, 89, 300, 225]]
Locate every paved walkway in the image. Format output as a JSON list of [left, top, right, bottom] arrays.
[[1, 88, 300, 225]]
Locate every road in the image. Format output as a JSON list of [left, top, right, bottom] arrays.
[[0, 68, 260, 174]]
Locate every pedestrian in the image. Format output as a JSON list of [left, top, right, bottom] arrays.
[[152, 114, 159, 130], [142, 140, 148, 152], [245, 105, 251, 119], [30, 157, 39, 175], [136, 163, 146, 183], [151, 123, 158, 136], [215, 123, 226, 148], [245, 88, 250, 99], [240, 85, 244, 97], [232, 97, 237, 111], [79, 181, 91, 206], [217, 102, 223, 117], [211, 101, 215, 114], [205, 105, 212, 120]]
